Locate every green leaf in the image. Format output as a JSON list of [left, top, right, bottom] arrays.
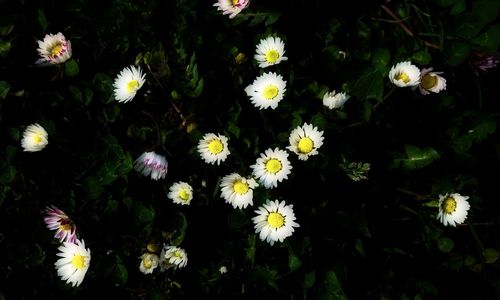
[[113, 256, 128, 285], [37, 9, 47, 31], [0, 165, 16, 184], [0, 81, 10, 99], [311, 112, 327, 129], [450, 0, 466, 15], [352, 68, 384, 102], [483, 248, 500, 264], [134, 202, 155, 223], [82, 88, 94, 106], [472, 25, 500, 53], [392, 145, 440, 170], [303, 271, 316, 290], [227, 121, 240, 138], [64, 59, 79, 77], [245, 234, 256, 265], [438, 237, 455, 253], [171, 212, 187, 245], [288, 254, 301, 272], [445, 42, 471, 66], [412, 51, 432, 65], [0, 41, 11, 57], [67, 85, 82, 102], [323, 271, 348, 300], [371, 48, 391, 70]]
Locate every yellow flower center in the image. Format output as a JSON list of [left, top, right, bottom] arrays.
[[262, 84, 279, 100], [179, 189, 190, 201], [33, 135, 43, 144], [267, 212, 285, 229], [442, 197, 457, 214], [421, 74, 437, 90], [147, 242, 159, 253], [127, 80, 139, 93], [142, 256, 153, 269], [232, 0, 239, 6], [265, 159, 282, 174], [71, 254, 86, 269], [59, 223, 72, 231], [395, 72, 410, 84], [233, 180, 249, 195], [50, 43, 63, 58], [208, 139, 224, 154], [297, 137, 314, 154], [174, 250, 183, 258], [265, 49, 280, 63]]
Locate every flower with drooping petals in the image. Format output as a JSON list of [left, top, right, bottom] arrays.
[[36, 32, 72, 65], [168, 181, 193, 205], [437, 193, 471, 227], [113, 65, 146, 103], [252, 200, 299, 246], [55, 239, 91, 287], [197, 133, 230, 165], [322, 90, 349, 109], [134, 151, 168, 180], [287, 123, 324, 161], [160, 245, 188, 269], [389, 61, 420, 87], [254, 36, 288, 68], [220, 173, 258, 209], [418, 68, 446, 95], [213, 0, 250, 19], [21, 123, 48, 152], [250, 148, 292, 189], [245, 72, 286, 109], [43, 205, 77, 243], [139, 253, 159, 274]]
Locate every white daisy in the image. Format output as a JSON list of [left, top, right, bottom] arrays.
[[322, 90, 349, 109], [213, 0, 250, 19], [388, 61, 421, 87], [418, 67, 447, 95], [139, 253, 159, 274], [167, 181, 193, 205], [220, 173, 258, 209], [437, 193, 471, 227], [286, 123, 324, 161], [55, 239, 91, 287], [113, 65, 146, 103], [250, 148, 292, 189], [252, 200, 299, 246], [134, 151, 168, 180], [36, 32, 72, 65], [219, 265, 228, 274], [21, 123, 48, 152], [245, 72, 286, 109], [197, 133, 230, 165], [160, 246, 188, 269], [254, 36, 288, 68]]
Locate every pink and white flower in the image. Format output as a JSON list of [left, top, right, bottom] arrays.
[[213, 0, 250, 19], [44, 205, 77, 243], [134, 151, 168, 180], [36, 32, 72, 65]]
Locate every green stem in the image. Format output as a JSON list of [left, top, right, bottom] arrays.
[[467, 221, 485, 255]]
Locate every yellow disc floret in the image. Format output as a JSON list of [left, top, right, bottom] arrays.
[[267, 212, 285, 229], [265, 49, 280, 63], [71, 254, 86, 269], [265, 159, 282, 174], [297, 137, 314, 154], [262, 84, 279, 100], [208, 139, 224, 154]]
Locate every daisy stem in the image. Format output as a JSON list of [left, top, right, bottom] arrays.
[[467, 221, 485, 255], [145, 63, 186, 127]]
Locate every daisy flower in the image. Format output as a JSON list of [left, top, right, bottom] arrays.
[[220, 173, 258, 209], [55, 239, 91, 287], [160, 246, 188, 269], [250, 148, 292, 189], [43, 206, 77, 243], [254, 36, 288, 68], [322, 90, 349, 109], [437, 193, 471, 227], [133, 151, 168, 180], [36, 32, 72, 65], [113, 65, 146, 103], [388, 61, 420, 87], [418, 67, 447, 95], [287, 123, 324, 161], [219, 265, 228, 274], [21, 123, 48, 152], [139, 253, 159, 274], [197, 133, 230, 165], [252, 200, 299, 246], [245, 72, 286, 109], [167, 181, 193, 205], [213, 0, 250, 19]]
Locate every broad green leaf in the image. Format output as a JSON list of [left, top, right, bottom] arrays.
[[113, 256, 128, 285], [371, 48, 391, 70], [288, 254, 301, 272], [445, 42, 470, 66], [0, 81, 10, 99], [303, 271, 315, 290], [438, 237, 455, 253], [134, 202, 155, 223], [227, 121, 240, 138], [450, 0, 466, 15], [323, 271, 348, 300], [472, 25, 500, 52], [412, 51, 431, 65], [171, 212, 187, 245], [392, 145, 440, 170], [483, 248, 500, 264], [64, 59, 79, 77], [0, 41, 11, 57], [68, 85, 82, 102], [352, 68, 384, 102], [0, 165, 16, 184], [37, 9, 47, 31]]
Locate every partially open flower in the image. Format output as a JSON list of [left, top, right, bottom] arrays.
[[36, 32, 72, 65]]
